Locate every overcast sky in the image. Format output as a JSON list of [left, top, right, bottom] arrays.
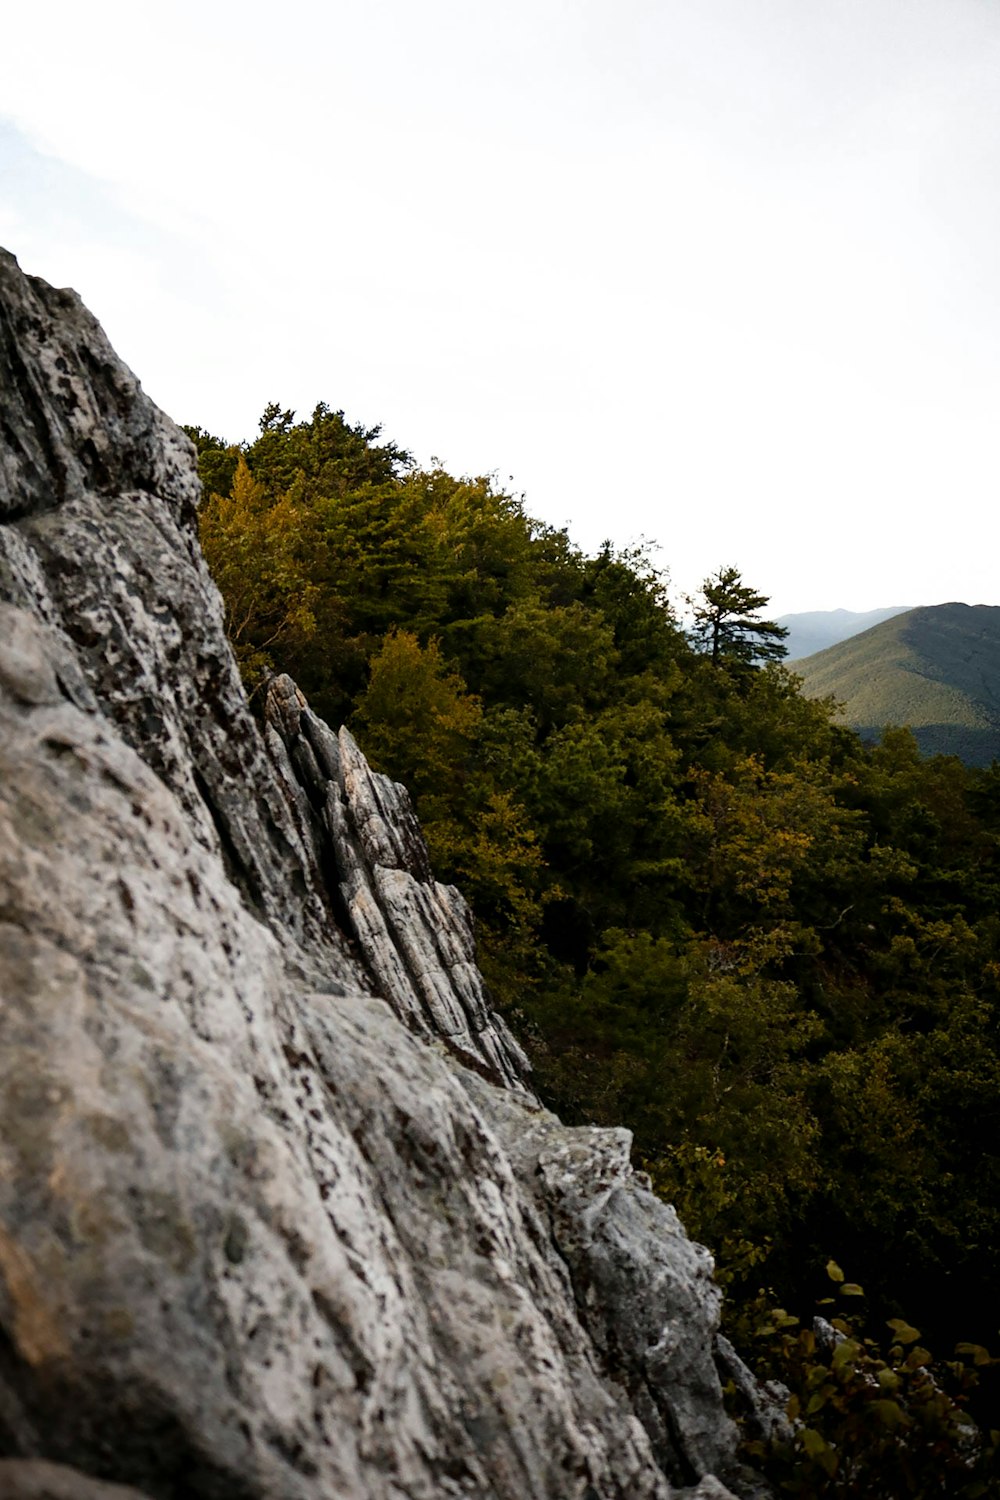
[[2, 0, 999, 614]]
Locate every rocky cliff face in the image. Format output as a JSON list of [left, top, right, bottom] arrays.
[[0, 249, 766, 1500]]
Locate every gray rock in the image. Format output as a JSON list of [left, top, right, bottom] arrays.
[[715, 1336, 793, 1450], [0, 250, 361, 994], [0, 246, 761, 1499], [263, 676, 531, 1089], [462, 1076, 742, 1489]]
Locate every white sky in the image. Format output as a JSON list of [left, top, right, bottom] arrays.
[[2, 0, 999, 614]]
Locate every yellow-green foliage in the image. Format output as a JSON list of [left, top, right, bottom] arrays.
[[189, 404, 1000, 1395], [198, 456, 321, 691], [354, 630, 483, 800]]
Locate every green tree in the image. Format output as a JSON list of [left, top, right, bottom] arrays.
[[352, 629, 482, 805], [249, 400, 412, 501], [353, 630, 548, 947], [197, 455, 322, 692], [690, 565, 788, 666], [580, 541, 685, 678], [183, 424, 240, 500]]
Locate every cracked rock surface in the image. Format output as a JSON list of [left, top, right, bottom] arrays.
[[0, 247, 762, 1499]]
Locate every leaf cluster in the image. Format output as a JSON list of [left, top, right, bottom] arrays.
[[735, 1270, 999, 1498]]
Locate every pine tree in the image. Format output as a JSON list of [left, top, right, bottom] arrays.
[[690, 565, 788, 666]]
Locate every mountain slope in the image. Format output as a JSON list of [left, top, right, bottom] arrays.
[[778, 605, 912, 661], [793, 603, 1000, 764]]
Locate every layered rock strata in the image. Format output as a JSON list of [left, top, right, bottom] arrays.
[[262, 674, 530, 1090], [0, 248, 762, 1499]]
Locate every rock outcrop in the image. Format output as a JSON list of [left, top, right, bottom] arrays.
[[262, 674, 530, 1090], [0, 248, 764, 1499]]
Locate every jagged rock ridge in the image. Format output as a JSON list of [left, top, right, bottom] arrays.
[[262, 673, 529, 1090], [0, 248, 766, 1499]]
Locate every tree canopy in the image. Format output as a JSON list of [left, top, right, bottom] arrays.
[[188, 406, 1000, 1481]]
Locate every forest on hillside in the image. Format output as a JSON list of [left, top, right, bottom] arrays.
[[186, 405, 1000, 1494]]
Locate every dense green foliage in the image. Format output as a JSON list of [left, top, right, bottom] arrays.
[[794, 604, 1000, 764], [188, 408, 1000, 1473]]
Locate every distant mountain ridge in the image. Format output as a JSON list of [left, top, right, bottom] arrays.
[[792, 603, 1000, 765], [778, 605, 912, 661]]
